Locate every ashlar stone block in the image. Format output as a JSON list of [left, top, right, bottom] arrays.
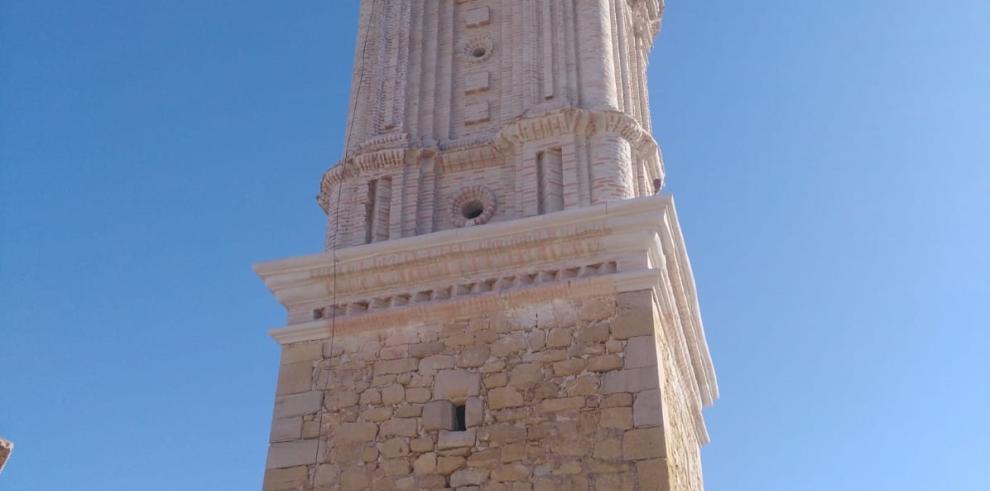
[[267, 439, 318, 469], [622, 427, 666, 461], [438, 429, 477, 449], [624, 336, 658, 369], [633, 389, 662, 428], [423, 400, 456, 431], [272, 391, 323, 419], [434, 369, 481, 400]]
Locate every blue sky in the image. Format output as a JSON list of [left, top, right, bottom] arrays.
[[1, 1, 987, 490]]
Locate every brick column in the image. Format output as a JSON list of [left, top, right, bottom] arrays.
[[589, 132, 635, 203]]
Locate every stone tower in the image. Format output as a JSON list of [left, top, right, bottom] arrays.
[[256, 1, 718, 490]]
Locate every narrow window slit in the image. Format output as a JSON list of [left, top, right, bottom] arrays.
[[453, 404, 467, 431]]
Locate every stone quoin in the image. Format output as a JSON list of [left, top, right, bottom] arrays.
[[255, 1, 718, 489]]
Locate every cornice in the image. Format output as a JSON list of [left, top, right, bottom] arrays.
[[352, 148, 405, 173], [493, 108, 660, 159], [258, 193, 717, 417], [436, 143, 502, 174], [257, 196, 668, 305], [267, 269, 661, 345]]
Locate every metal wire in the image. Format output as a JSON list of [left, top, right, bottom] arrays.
[[309, 1, 377, 484]]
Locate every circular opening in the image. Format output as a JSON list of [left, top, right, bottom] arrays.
[[461, 200, 485, 220], [472, 47, 487, 58]]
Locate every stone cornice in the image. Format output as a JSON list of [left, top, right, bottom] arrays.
[[259, 196, 659, 307], [257, 195, 716, 413]]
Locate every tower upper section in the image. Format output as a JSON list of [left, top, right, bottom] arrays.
[[320, 0, 667, 250]]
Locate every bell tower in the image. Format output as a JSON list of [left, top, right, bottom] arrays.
[[257, 1, 717, 489]]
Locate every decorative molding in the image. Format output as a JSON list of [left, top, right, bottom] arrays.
[[312, 260, 618, 323], [436, 143, 501, 174], [352, 148, 405, 173], [450, 186, 497, 227], [494, 108, 594, 148], [356, 131, 409, 154]]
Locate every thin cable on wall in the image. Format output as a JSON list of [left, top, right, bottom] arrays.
[[309, 1, 377, 482]]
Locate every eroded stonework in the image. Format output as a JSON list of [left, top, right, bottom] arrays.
[[265, 291, 697, 490], [256, 1, 717, 489]]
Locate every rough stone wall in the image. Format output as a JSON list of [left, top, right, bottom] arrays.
[[263, 289, 694, 490]]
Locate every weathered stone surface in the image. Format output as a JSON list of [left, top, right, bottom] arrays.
[[491, 334, 527, 357], [270, 417, 302, 443], [457, 345, 491, 368], [622, 427, 666, 460], [276, 361, 313, 395], [634, 389, 662, 428], [450, 468, 489, 487], [423, 400, 455, 431], [593, 437, 623, 460], [381, 457, 411, 475], [613, 291, 656, 340], [481, 423, 527, 444], [272, 391, 323, 419], [465, 396, 484, 427], [637, 458, 670, 490], [552, 359, 586, 376], [413, 452, 437, 474], [587, 354, 623, 372], [381, 437, 410, 458], [410, 436, 434, 452], [267, 439, 318, 469], [406, 387, 432, 403], [489, 387, 524, 409], [280, 342, 322, 365], [335, 422, 379, 443], [408, 342, 445, 358], [546, 328, 572, 348], [381, 418, 418, 437], [340, 467, 370, 490], [467, 447, 500, 467], [374, 358, 419, 376], [508, 363, 543, 386], [263, 465, 308, 490], [438, 429, 476, 449], [576, 323, 610, 344], [600, 407, 634, 429], [624, 336, 658, 369], [538, 396, 585, 412], [437, 455, 466, 475], [602, 367, 660, 394], [493, 462, 531, 481], [381, 384, 405, 405], [434, 369, 481, 400]]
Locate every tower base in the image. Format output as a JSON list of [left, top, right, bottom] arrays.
[[256, 195, 717, 491]]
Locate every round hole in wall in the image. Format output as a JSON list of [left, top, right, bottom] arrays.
[[461, 200, 485, 220], [472, 47, 487, 58]]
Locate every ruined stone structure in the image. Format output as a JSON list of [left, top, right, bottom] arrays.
[[256, 1, 717, 489]]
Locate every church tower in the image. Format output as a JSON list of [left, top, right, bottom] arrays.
[[256, 1, 718, 489]]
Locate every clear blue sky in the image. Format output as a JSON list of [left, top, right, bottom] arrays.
[[1, 1, 987, 490]]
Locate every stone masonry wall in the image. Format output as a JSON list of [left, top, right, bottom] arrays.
[[263, 289, 691, 491]]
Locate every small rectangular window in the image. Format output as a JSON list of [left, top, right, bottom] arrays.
[[454, 404, 467, 431]]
